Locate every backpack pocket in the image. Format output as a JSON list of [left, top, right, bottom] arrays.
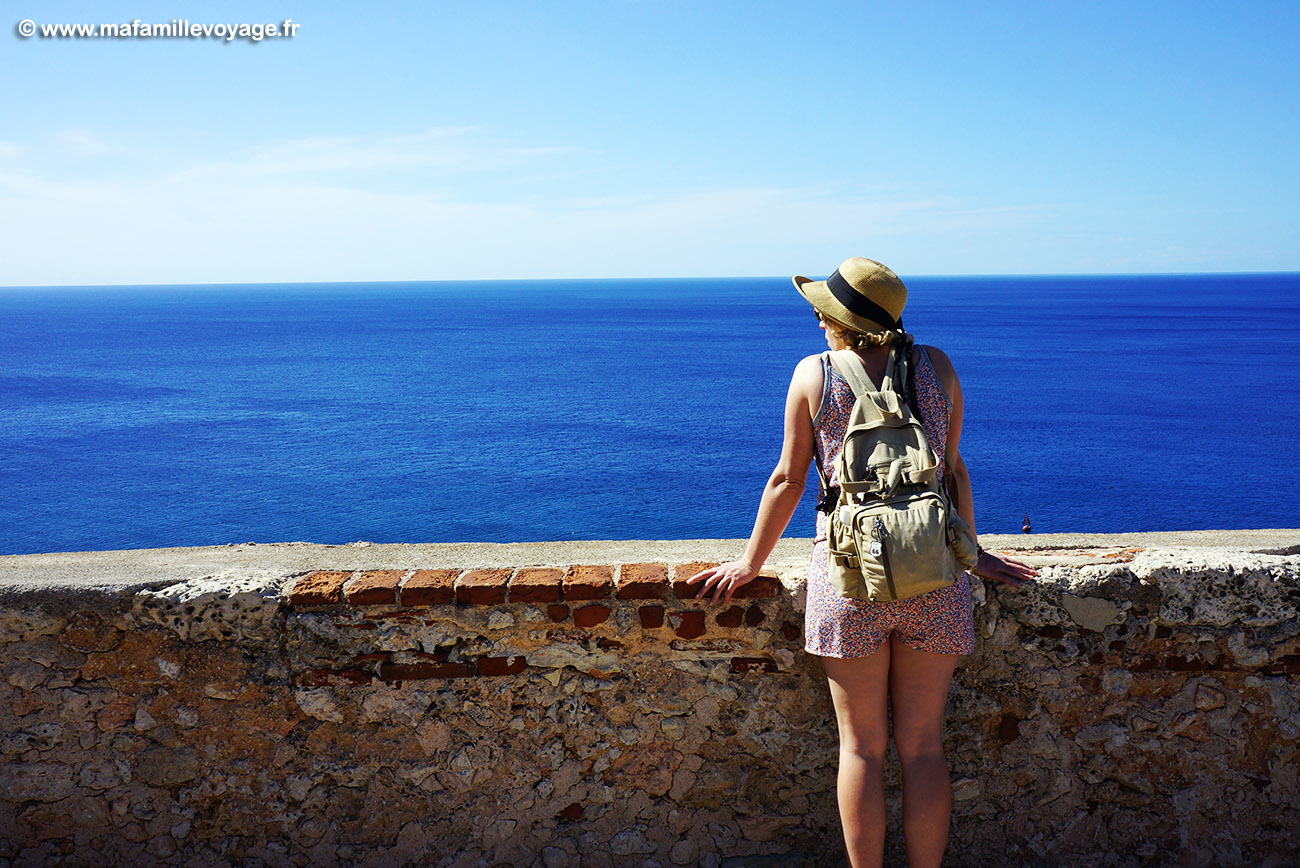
[[829, 492, 960, 602]]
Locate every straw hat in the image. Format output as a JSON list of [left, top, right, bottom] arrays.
[[792, 257, 907, 334]]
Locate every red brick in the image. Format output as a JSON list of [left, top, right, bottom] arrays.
[[456, 569, 513, 605], [378, 661, 476, 682], [732, 573, 781, 599], [639, 606, 665, 629], [997, 713, 1022, 744], [287, 571, 352, 606], [573, 604, 610, 628], [617, 563, 668, 600], [671, 610, 706, 640], [298, 668, 373, 687], [548, 604, 570, 622], [780, 621, 801, 642], [402, 569, 459, 606], [564, 565, 614, 601], [477, 656, 527, 676], [596, 638, 623, 650], [745, 605, 766, 627], [1129, 656, 1156, 673], [731, 657, 779, 673], [349, 652, 391, 664], [1164, 655, 1209, 672], [671, 562, 719, 598], [558, 803, 583, 821], [345, 570, 404, 605], [510, 568, 564, 603], [716, 607, 744, 629]]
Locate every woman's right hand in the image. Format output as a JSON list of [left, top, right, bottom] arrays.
[[972, 550, 1039, 588], [685, 561, 759, 606]]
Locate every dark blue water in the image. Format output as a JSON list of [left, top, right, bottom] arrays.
[[1, 274, 1297, 555]]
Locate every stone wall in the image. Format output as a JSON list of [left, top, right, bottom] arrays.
[[1, 533, 1298, 868]]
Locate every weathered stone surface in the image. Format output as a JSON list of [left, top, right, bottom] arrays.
[[134, 746, 200, 787], [0, 762, 76, 802], [61, 611, 124, 653], [1059, 592, 1123, 631], [0, 608, 64, 642], [0, 537, 1296, 867], [133, 569, 284, 644]]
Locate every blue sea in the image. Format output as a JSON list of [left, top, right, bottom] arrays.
[[1, 274, 1297, 556]]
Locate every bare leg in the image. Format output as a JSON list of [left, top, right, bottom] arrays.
[[822, 647, 892, 868], [887, 633, 960, 868]]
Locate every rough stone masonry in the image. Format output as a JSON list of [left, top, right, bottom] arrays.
[[0, 531, 1298, 867]]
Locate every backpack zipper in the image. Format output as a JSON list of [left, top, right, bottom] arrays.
[[871, 517, 898, 600]]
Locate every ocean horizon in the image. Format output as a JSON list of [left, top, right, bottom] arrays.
[[3, 272, 1298, 556]]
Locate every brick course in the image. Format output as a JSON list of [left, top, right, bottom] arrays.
[[402, 569, 459, 606], [732, 573, 781, 598], [284, 561, 793, 691], [670, 610, 707, 640], [671, 562, 718, 598], [617, 563, 669, 599], [573, 604, 611, 628], [478, 656, 528, 676], [379, 661, 476, 681], [563, 565, 613, 601], [509, 568, 564, 603], [456, 569, 513, 605], [287, 571, 352, 606], [345, 570, 405, 605]]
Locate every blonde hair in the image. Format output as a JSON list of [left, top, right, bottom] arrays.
[[821, 315, 894, 349]]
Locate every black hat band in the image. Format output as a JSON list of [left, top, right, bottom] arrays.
[[826, 269, 902, 331]]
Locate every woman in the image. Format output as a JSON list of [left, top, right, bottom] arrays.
[[687, 257, 1037, 868]]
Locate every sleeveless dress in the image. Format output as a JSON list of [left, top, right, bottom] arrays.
[[804, 346, 976, 658]]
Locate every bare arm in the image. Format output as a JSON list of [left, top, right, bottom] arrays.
[[926, 346, 1038, 588], [687, 355, 822, 604]]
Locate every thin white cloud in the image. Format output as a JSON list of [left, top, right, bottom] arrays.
[[0, 172, 1051, 285], [0, 127, 1070, 285], [52, 130, 111, 156], [171, 127, 594, 183]]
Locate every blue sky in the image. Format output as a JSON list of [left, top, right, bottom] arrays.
[[2, 0, 1297, 284]]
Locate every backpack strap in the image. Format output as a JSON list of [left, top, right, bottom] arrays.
[[813, 447, 836, 513], [832, 344, 913, 397], [812, 354, 837, 513], [829, 349, 880, 397]]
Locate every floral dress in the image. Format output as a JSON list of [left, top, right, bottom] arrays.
[[804, 346, 976, 658]]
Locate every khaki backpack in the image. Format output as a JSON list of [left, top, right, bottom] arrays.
[[813, 342, 980, 601]]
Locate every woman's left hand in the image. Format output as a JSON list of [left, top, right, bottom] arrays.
[[685, 560, 758, 606], [972, 550, 1039, 588]]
